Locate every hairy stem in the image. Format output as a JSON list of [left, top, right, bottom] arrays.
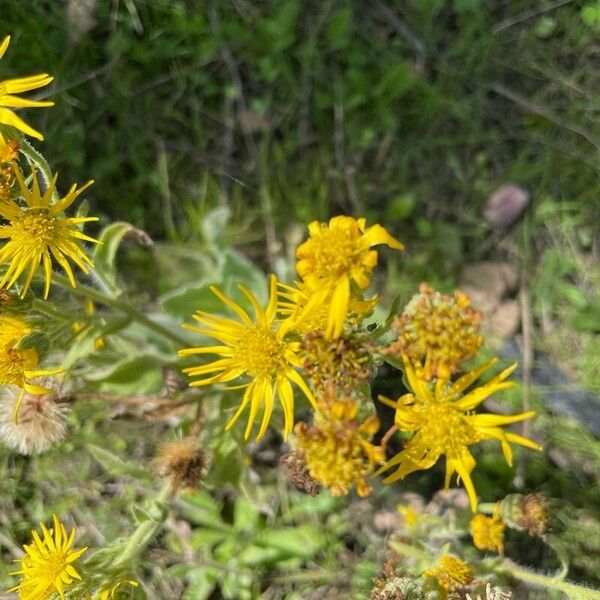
[[52, 274, 189, 347], [498, 562, 600, 599]]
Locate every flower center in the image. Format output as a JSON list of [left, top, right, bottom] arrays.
[[11, 208, 58, 252], [233, 324, 287, 378], [0, 347, 28, 385], [416, 400, 480, 453], [310, 228, 363, 281]]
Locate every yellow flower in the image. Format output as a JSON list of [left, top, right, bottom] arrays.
[[295, 216, 403, 338], [470, 506, 505, 554], [389, 283, 483, 380], [377, 357, 542, 511], [0, 313, 31, 347], [0, 35, 54, 140], [277, 279, 378, 336], [294, 393, 384, 497], [179, 275, 315, 440], [0, 345, 55, 393], [397, 504, 421, 528], [424, 555, 473, 592], [0, 166, 98, 299], [0, 132, 19, 201], [9, 514, 87, 600]]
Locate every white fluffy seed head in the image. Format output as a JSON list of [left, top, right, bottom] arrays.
[[0, 385, 68, 454]]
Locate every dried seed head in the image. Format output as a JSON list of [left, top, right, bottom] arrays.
[[370, 575, 427, 600], [500, 493, 549, 538], [300, 328, 374, 393], [388, 283, 483, 380], [0, 386, 68, 454], [156, 437, 210, 492], [279, 450, 321, 496], [293, 392, 383, 498]]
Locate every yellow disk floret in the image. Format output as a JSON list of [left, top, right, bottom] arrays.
[[424, 555, 473, 592], [470, 506, 505, 554], [294, 394, 384, 497]]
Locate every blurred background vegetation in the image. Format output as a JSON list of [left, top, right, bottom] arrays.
[[1, 1, 599, 598]]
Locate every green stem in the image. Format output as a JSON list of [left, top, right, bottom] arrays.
[[112, 482, 172, 570], [18, 138, 59, 200], [498, 562, 600, 599], [51, 274, 189, 347], [477, 502, 497, 515], [388, 540, 432, 563]]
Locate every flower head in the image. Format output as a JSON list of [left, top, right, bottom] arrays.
[[179, 275, 315, 440], [0, 132, 19, 200], [155, 437, 210, 492], [389, 283, 483, 380], [9, 514, 87, 600], [0, 384, 68, 454], [0, 166, 98, 298], [377, 357, 542, 511], [0, 345, 56, 393], [294, 392, 384, 497], [500, 492, 549, 537], [295, 216, 403, 338], [470, 506, 505, 554], [424, 555, 473, 592], [277, 279, 378, 336], [0, 35, 54, 140], [300, 328, 374, 393]]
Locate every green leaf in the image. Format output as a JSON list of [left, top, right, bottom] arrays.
[[87, 444, 150, 479], [201, 206, 231, 252], [93, 222, 150, 296], [86, 355, 164, 394], [257, 525, 326, 559], [181, 568, 217, 600], [14, 331, 51, 360]]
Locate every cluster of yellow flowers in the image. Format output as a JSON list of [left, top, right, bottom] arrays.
[[0, 32, 547, 599], [0, 35, 99, 432], [180, 213, 542, 509]]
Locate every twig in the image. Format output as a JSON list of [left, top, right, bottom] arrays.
[[492, 0, 575, 34], [515, 223, 534, 488], [373, 0, 426, 69], [491, 82, 600, 151]]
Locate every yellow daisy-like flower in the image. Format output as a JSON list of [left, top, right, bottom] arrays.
[[424, 555, 473, 592], [9, 514, 87, 600], [179, 275, 315, 440], [470, 505, 505, 554], [0, 166, 98, 299], [294, 393, 384, 497], [0, 35, 54, 141], [377, 357, 542, 511], [295, 216, 403, 338]]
